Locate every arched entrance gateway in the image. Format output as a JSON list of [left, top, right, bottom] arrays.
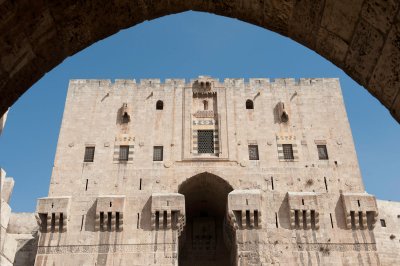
[[178, 172, 234, 266]]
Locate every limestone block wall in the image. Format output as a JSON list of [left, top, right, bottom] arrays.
[[375, 200, 400, 265], [1, 168, 38, 266], [31, 77, 399, 265]]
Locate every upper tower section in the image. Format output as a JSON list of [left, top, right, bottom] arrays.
[[49, 76, 363, 196]]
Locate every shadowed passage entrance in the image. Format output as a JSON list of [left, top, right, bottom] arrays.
[[178, 172, 234, 266]]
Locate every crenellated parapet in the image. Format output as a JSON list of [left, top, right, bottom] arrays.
[[287, 192, 320, 230], [227, 190, 262, 230], [68, 76, 339, 91], [341, 192, 378, 230], [151, 193, 185, 235], [36, 197, 71, 233], [95, 196, 125, 231]]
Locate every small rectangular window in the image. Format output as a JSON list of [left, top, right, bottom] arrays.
[[119, 145, 129, 161], [282, 144, 294, 160], [197, 130, 214, 153], [380, 219, 386, 227], [84, 146, 95, 162], [317, 145, 329, 160], [153, 146, 163, 161], [248, 145, 259, 160]]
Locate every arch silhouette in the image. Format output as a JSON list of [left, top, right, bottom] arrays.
[[0, 1, 399, 122]]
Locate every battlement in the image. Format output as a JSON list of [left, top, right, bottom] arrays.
[[68, 76, 340, 88]]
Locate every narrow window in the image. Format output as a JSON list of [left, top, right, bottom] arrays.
[[282, 144, 294, 160], [275, 213, 279, 228], [248, 145, 259, 160], [330, 213, 334, 228], [271, 176, 274, 190], [153, 146, 163, 161], [197, 130, 214, 153], [294, 210, 300, 229], [311, 210, 316, 229], [122, 112, 130, 123], [163, 211, 168, 229], [116, 212, 120, 231], [357, 200, 361, 207], [85, 179, 88, 191], [84, 146, 95, 162], [100, 212, 104, 231], [203, 100, 208, 110], [350, 211, 356, 229], [51, 213, 56, 232], [137, 213, 140, 229], [59, 213, 64, 232], [324, 177, 328, 192], [302, 210, 307, 229], [107, 212, 112, 231], [119, 145, 129, 161], [80, 215, 85, 231], [139, 178, 142, 190], [380, 219, 386, 227], [246, 99, 254, 109], [156, 100, 164, 110], [246, 210, 251, 227], [317, 145, 329, 160], [171, 211, 178, 229], [254, 210, 259, 228], [155, 211, 160, 230], [359, 212, 363, 229]]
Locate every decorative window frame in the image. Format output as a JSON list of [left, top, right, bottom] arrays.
[[276, 134, 299, 162], [113, 135, 135, 164]]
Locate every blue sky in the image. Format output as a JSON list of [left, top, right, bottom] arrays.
[[0, 11, 399, 212]]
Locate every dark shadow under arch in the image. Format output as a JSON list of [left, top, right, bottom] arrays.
[[178, 172, 234, 266]]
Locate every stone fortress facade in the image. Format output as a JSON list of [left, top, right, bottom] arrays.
[[1, 76, 400, 265]]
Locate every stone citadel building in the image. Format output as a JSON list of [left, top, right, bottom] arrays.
[[1, 76, 400, 265]]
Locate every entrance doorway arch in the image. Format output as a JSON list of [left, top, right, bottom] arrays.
[[178, 172, 234, 266]]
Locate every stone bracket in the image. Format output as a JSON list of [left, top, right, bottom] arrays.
[[151, 193, 185, 235], [227, 189, 262, 230], [36, 196, 71, 233], [341, 192, 378, 229], [288, 192, 320, 230], [95, 195, 125, 231]]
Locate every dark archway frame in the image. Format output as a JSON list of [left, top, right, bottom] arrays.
[[0, 1, 399, 122]]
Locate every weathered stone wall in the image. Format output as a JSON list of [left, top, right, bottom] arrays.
[[6, 213, 38, 266], [31, 77, 400, 265], [375, 200, 400, 265], [1, 168, 38, 266]]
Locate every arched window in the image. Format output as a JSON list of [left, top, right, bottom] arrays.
[[156, 100, 164, 110], [203, 100, 208, 110], [122, 112, 130, 123], [246, 99, 254, 110]]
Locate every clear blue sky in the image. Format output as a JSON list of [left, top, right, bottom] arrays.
[[0, 12, 399, 212]]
